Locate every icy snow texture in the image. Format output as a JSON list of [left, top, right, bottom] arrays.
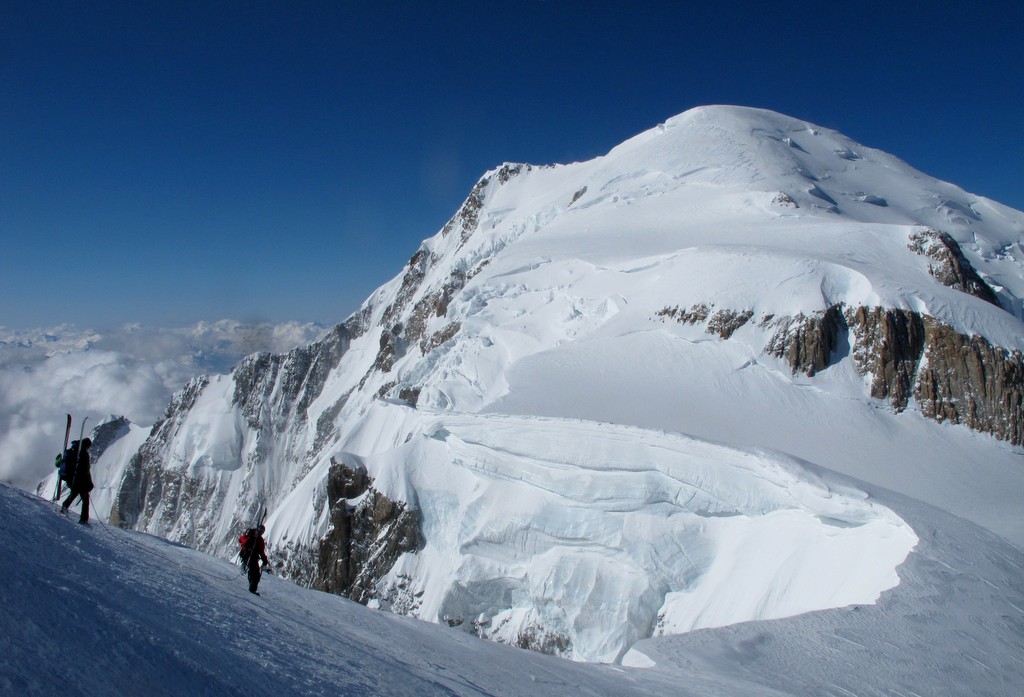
[[363, 409, 915, 662]]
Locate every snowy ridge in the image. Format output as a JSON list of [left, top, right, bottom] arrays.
[[80, 105, 1024, 665]]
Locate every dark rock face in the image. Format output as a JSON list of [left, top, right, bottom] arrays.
[[313, 459, 423, 603], [441, 163, 530, 244], [753, 231, 1019, 443], [908, 230, 1001, 307], [764, 305, 846, 377], [768, 305, 1023, 446], [406, 271, 466, 353], [381, 249, 431, 332], [707, 309, 754, 340], [656, 303, 711, 325], [514, 626, 573, 656], [846, 307, 926, 409], [89, 416, 133, 462], [111, 319, 424, 600], [232, 323, 353, 432], [366, 167, 532, 399], [916, 319, 1024, 445]]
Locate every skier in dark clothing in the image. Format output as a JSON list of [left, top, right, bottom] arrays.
[[239, 524, 270, 595], [61, 438, 93, 525]]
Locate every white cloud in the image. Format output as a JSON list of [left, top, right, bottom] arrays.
[[0, 321, 325, 490]]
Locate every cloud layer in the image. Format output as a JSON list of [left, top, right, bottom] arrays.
[[0, 320, 325, 490]]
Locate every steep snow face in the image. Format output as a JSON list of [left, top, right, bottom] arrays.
[[93, 105, 1024, 663], [356, 407, 916, 662]]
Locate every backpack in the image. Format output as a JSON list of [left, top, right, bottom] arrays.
[[239, 528, 257, 561], [57, 442, 80, 484]]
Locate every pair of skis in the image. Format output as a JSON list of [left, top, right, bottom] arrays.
[[52, 414, 88, 502]]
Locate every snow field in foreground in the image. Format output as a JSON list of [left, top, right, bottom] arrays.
[[11, 455, 1024, 696], [0, 483, 686, 697]]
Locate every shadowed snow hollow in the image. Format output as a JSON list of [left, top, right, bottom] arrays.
[[353, 405, 917, 663]]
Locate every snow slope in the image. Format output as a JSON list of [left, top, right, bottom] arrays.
[[630, 485, 1024, 696], [6, 471, 1023, 696], [0, 483, 670, 697], [47, 106, 1024, 669]]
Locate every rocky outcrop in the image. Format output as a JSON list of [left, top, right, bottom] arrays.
[[763, 306, 847, 377], [366, 165, 539, 396], [656, 303, 711, 325], [112, 331, 423, 594], [89, 416, 133, 462], [756, 232, 1013, 430], [657, 302, 840, 374], [772, 192, 799, 208], [232, 323, 353, 431], [110, 376, 210, 533], [381, 249, 431, 331], [111, 322, 355, 548], [768, 305, 1023, 445], [441, 163, 531, 244], [916, 319, 1024, 445], [406, 270, 466, 352], [314, 459, 423, 603], [658, 299, 1022, 445], [708, 309, 754, 340], [659, 303, 757, 339], [663, 300, 847, 374], [846, 307, 925, 409], [908, 230, 1001, 306]]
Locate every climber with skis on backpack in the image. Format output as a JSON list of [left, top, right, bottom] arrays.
[[60, 438, 93, 525], [239, 524, 270, 595]]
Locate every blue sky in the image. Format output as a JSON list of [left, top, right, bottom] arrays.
[[3, 1, 1022, 330]]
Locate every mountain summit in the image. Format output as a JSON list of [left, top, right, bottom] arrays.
[[72, 106, 1024, 664]]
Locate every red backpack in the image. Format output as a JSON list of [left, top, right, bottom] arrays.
[[239, 528, 257, 558]]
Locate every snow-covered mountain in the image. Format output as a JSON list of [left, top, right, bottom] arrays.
[[64, 106, 1024, 665]]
